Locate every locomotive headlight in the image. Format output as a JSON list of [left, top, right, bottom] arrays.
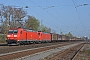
[[18, 40, 19, 41], [7, 35, 10, 37], [14, 35, 17, 37]]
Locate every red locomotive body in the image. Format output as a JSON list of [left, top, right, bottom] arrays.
[[6, 28, 51, 44]]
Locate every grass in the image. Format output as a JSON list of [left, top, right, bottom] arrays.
[[85, 50, 90, 53], [0, 34, 6, 43]]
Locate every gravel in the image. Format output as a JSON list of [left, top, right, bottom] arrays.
[[16, 42, 83, 60], [74, 43, 90, 60]]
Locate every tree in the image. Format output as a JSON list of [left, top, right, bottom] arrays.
[[10, 7, 27, 28], [68, 32, 73, 37], [0, 4, 52, 33], [60, 32, 63, 35], [25, 16, 40, 31], [41, 25, 51, 33], [65, 32, 73, 37], [0, 4, 27, 33]]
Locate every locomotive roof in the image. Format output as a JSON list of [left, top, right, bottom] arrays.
[[8, 28, 50, 34]]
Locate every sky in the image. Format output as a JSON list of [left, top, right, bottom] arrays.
[[0, 0, 90, 37]]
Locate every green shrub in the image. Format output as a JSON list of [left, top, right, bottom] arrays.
[[0, 34, 6, 43]]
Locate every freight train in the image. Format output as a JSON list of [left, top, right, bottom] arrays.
[[6, 27, 83, 45]]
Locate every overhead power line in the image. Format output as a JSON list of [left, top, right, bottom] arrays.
[[46, 0, 72, 24], [72, 0, 84, 26], [29, 0, 69, 27], [15, 0, 58, 30], [72, 0, 88, 35]]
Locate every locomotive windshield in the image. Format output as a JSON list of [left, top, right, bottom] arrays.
[[8, 30, 18, 34]]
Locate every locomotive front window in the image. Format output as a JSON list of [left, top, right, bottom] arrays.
[[8, 30, 13, 34], [8, 30, 18, 34], [14, 30, 18, 34]]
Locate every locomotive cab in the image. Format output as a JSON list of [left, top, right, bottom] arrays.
[[6, 29, 18, 44]]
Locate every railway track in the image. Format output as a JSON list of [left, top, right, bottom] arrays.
[[43, 42, 84, 60], [0, 42, 84, 60], [0, 42, 79, 60], [0, 42, 67, 54]]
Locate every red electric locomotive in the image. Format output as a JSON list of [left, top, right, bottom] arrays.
[[6, 28, 51, 45]]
